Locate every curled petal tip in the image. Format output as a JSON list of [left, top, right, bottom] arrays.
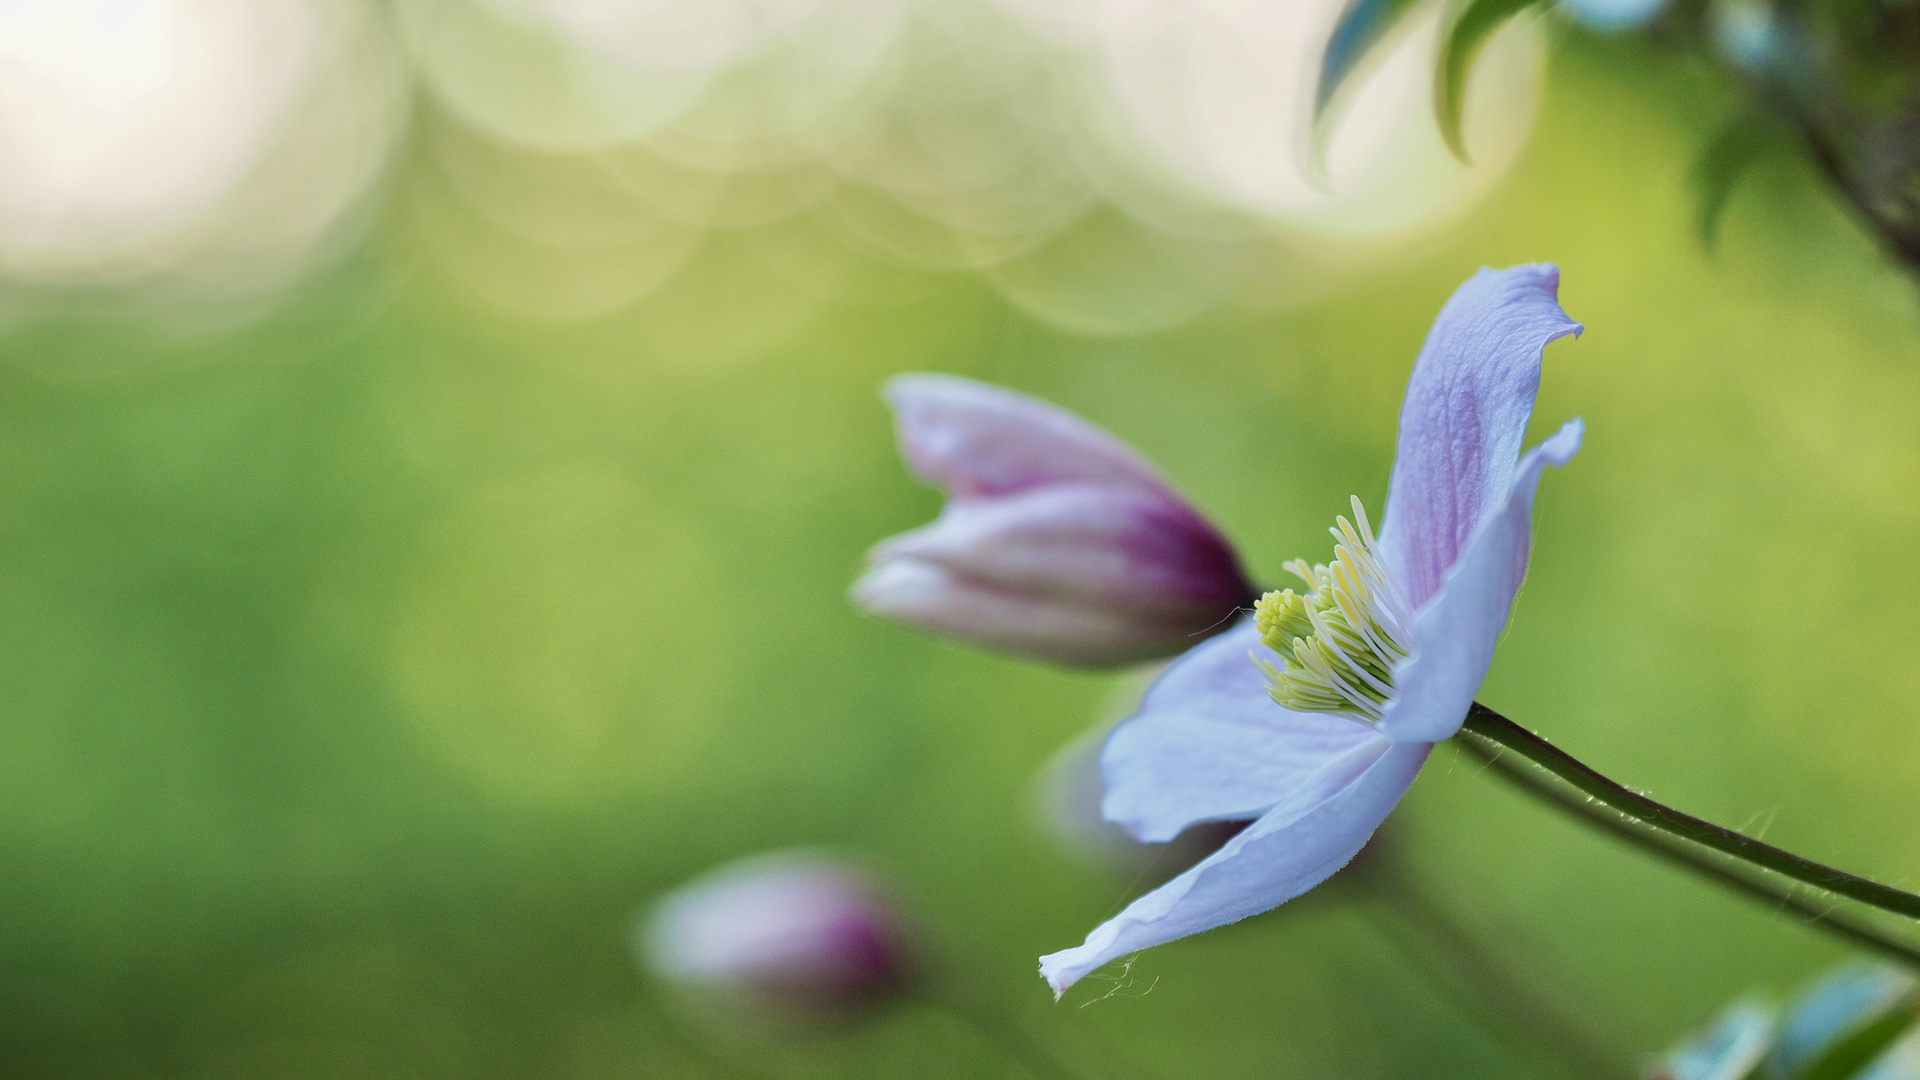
[[1039, 961, 1067, 1001], [1541, 416, 1584, 465], [1380, 263, 1584, 608]]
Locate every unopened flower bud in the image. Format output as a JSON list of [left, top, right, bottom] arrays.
[[855, 374, 1254, 667], [641, 851, 915, 1028]]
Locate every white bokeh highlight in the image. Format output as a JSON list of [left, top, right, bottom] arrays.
[[0, 0, 405, 304], [0, 0, 1546, 329]]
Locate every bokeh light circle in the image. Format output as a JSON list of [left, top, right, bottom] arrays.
[[393, 470, 728, 808]]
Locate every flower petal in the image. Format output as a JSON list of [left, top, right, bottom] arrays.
[[870, 484, 1248, 623], [1039, 723, 1250, 886], [1378, 265, 1582, 608], [850, 558, 1207, 666], [1040, 738, 1430, 995], [1100, 621, 1378, 842], [1377, 418, 1582, 744], [885, 374, 1175, 501]]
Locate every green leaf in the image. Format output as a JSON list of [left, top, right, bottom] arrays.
[[1691, 112, 1785, 248], [1317, 0, 1426, 117], [1434, 0, 1547, 162], [1785, 998, 1918, 1080]]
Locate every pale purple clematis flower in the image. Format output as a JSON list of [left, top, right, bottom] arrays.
[[1038, 264, 1584, 994], [854, 374, 1256, 666]]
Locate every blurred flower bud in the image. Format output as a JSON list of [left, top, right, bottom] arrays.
[[855, 374, 1254, 667], [641, 851, 916, 1028], [1560, 0, 1670, 32], [1648, 964, 1920, 1080]]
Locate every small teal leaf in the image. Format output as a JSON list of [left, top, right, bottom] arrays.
[[1786, 1003, 1918, 1080], [1317, 0, 1425, 117], [1649, 998, 1775, 1080], [1772, 966, 1920, 1080]]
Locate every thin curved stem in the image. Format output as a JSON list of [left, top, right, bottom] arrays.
[[1454, 730, 1920, 971], [1355, 849, 1630, 1079], [922, 989, 1101, 1080], [1463, 703, 1920, 922], [1786, 104, 1920, 279]]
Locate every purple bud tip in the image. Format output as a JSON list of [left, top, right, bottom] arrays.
[[641, 851, 916, 1026], [861, 373, 1256, 667]]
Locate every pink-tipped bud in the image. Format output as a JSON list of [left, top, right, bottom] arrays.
[[641, 851, 915, 1028], [855, 374, 1253, 667]]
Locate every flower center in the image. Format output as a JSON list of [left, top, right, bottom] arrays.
[[1253, 496, 1416, 725]]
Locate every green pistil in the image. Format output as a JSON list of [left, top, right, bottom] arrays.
[[1253, 497, 1414, 725]]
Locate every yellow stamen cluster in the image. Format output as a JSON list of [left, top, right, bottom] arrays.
[[1253, 496, 1415, 725]]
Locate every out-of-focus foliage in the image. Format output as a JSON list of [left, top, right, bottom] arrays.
[[2, 11, 1920, 1080], [0, 0, 405, 308], [1648, 964, 1920, 1080], [1323, 0, 1920, 275]]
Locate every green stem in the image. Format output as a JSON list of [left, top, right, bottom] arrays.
[[920, 986, 1103, 1080], [1454, 730, 1920, 971], [1782, 96, 1920, 279], [1463, 703, 1920, 922], [1356, 852, 1630, 1079]]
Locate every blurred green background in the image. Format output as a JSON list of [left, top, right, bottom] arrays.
[[5, 34, 1920, 1080]]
